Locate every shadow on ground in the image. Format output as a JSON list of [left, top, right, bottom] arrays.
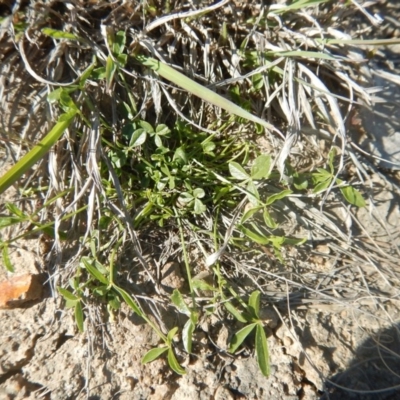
[[321, 322, 400, 400]]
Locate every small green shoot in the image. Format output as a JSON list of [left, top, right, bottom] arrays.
[[312, 148, 366, 207], [171, 289, 199, 353], [63, 251, 187, 374], [229, 154, 272, 204], [142, 325, 186, 375], [227, 290, 270, 377]]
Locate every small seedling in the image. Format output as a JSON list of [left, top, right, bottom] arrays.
[[228, 154, 272, 205], [312, 148, 366, 207], [171, 289, 199, 353], [226, 290, 270, 377]]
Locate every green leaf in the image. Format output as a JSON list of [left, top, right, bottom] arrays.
[[59, 90, 78, 112], [93, 286, 109, 296], [41, 28, 79, 40], [283, 237, 307, 246], [167, 348, 186, 375], [224, 301, 248, 323], [340, 185, 366, 207], [154, 134, 163, 148], [93, 259, 109, 275], [312, 168, 332, 184], [106, 55, 117, 89], [263, 209, 277, 229], [167, 326, 179, 345], [229, 162, 249, 181], [0, 111, 77, 195], [171, 289, 191, 317], [112, 31, 126, 55], [192, 279, 217, 292], [57, 287, 79, 302], [248, 291, 260, 319], [255, 323, 270, 377], [141, 346, 168, 364], [240, 226, 270, 245], [107, 296, 121, 310], [60, 110, 78, 122], [202, 141, 216, 155], [194, 198, 206, 214], [155, 124, 170, 136], [5, 203, 26, 218], [246, 180, 259, 205], [241, 206, 262, 224], [136, 56, 276, 132], [273, 247, 284, 263], [0, 216, 22, 229], [129, 128, 147, 147], [293, 176, 308, 190], [65, 299, 78, 309], [251, 73, 264, 91], [2, 245, 14, 272], [229, 323, 257, 353], [92, 67, 106, 80], [47, 87, 64, 103], [313, 178, 332, 194], [79, 62, 97, 85], [182, 319, 195, 353], [112, 286, 143, 317], [173, 147, 188, 164], [251, 155, 271, 180], [75, 301, 84, 333], [193, 188, 205, 199], [179, 192, 194, 203], [266, 189, 292, 206], [139, 121, 154, 133], [81, 258, 109, 284], [269, 236, 285, 249]]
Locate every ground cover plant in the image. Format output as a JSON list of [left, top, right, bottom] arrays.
[[1, 0, 400, 396]]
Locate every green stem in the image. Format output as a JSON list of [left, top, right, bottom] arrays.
[[175, 210, 195, 302]]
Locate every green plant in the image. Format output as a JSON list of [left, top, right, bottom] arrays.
[[226, 290, 270, 377], [2, 1, 393, 384], [228, 154, 272, 205], [312, 148, 366, 207], [58, 251, 187, 374], [0, 110, 77, 194]]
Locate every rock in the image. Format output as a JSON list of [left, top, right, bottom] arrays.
[[0, 274, 44, 309]]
